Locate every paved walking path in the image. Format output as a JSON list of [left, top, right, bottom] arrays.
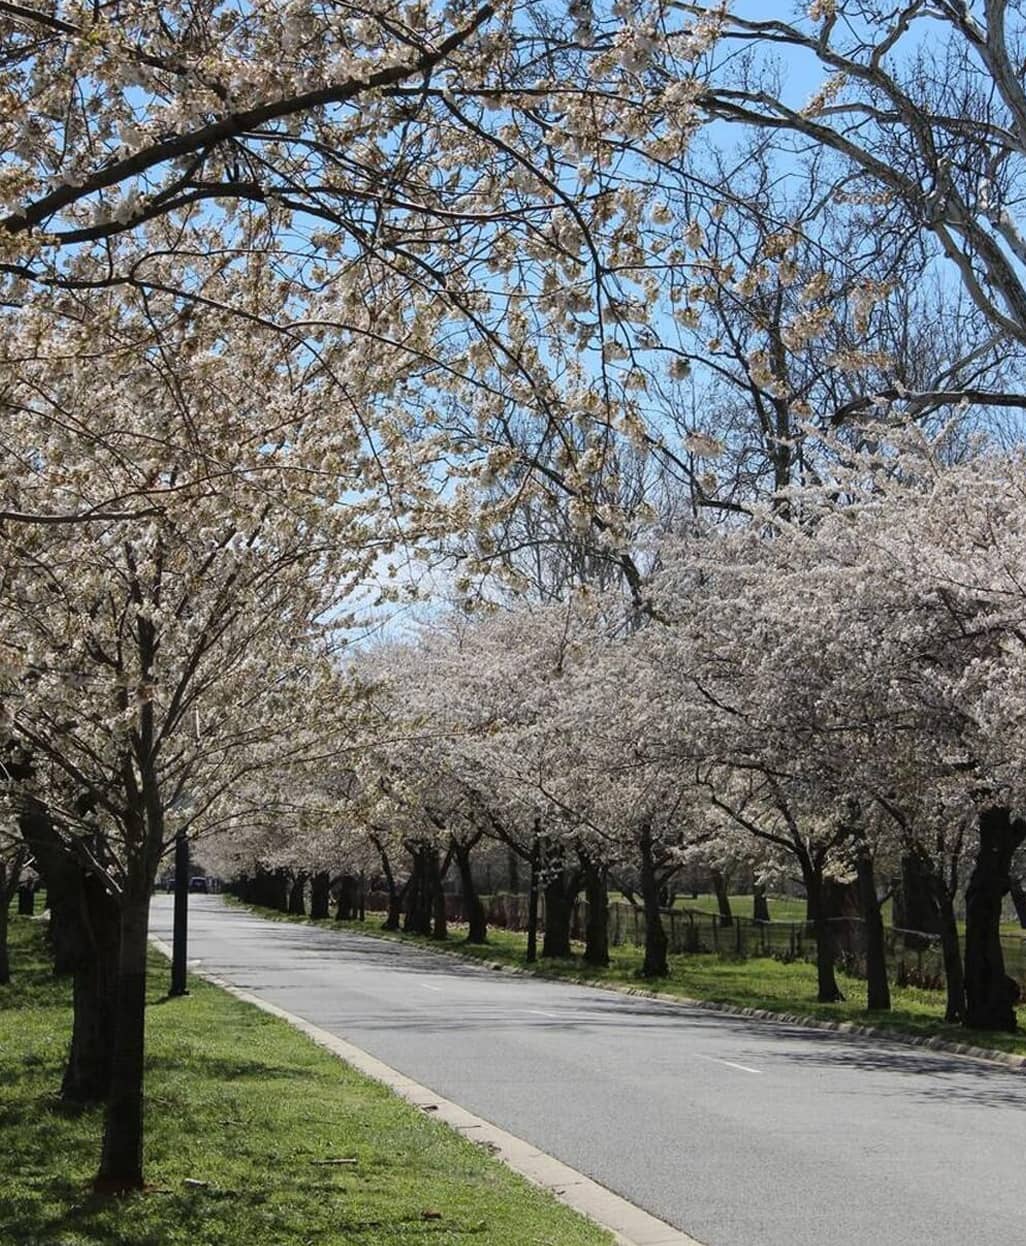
[[150, 897, 1026, 1246]]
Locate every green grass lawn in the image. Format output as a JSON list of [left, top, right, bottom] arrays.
[[0, 914, 611, 1246], [233, 899, 1026, 1060]]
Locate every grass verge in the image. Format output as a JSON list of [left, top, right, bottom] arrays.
[[0, 914, 611, 1246], [229, 898, 1026, 1061]]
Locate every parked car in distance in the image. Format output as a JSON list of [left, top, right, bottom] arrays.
[[188, 877, 209, 894]]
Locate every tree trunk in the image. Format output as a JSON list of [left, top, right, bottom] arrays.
[[288, 873, 307, 916], [541, 852, 578, 959], [454, 845, 487, 944], [310, 872, 331, 920], [508, 848, 520, 896], [805, 869, 844, 1003], [62, 873, 120, 1102], [404, 847, 433, 936], [0, 898, 9, 986], [16, 802, 118, 1100], [964, 807, 1024, 1031], [1010, 879, 1026, 930], [855, 848, 890, 1011], [710, 868, 733, 927], [753, 883, 770, 923], [639, 826, 668, 978], [897, 853, 941, 938], [430, 850, 447, 941], [935, 883, 966, 1024], [526, 841, 540, 964], [581, 855, 609, 968], [383, 883, 403, 931], [95, 893, 150, 1192], [18, 883, 35, 916]]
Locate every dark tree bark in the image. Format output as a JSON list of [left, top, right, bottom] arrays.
[[710, 868, 733, 927], [1010, 879, 1026, 930], [855, 846, 890, 1011], [288, 873, 307, 916], [18, 883, 35, 916], [429, 849, 448, 941], [16, 801, 118, 1100], [752, 883, 771, 923], [403, 846, 434, 936], [526, 838, 540, 964], [95, 890, 150, 1192], [804, 866, 844, 1003], [309, 872, 331, 920], [935, 882, 967, 1024], [310, 871, 331, 920], [541, 846, 580, 960], [0, 895, 9, 986], [59, 868, 121, 1103], [580, 853, 609, 968], [639, 825, 668, 978], [964, 807, 1025, 1032], [454, 842, 487, 944]]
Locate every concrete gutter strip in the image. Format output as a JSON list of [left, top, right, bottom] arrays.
[[150, 937, 700, 1246]]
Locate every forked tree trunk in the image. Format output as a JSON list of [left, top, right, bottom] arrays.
[[95, 892, 150, 1192], [454, 844, 487, 944], [964, 807, 1025, 1032], [639, 826, 668, 978], [855, 848, 890, 1012], [581, 855, 609, 968], [310, 872, 331, 920]]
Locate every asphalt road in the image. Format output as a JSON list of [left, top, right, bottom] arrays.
[[150, 896, 1026, 1246]]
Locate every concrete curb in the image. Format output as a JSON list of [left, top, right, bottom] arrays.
[[150, 936, 701, 1246], [232, 905, 1026, 1076]]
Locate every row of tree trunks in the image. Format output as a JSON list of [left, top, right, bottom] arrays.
[[236, 868, 290, 912]]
